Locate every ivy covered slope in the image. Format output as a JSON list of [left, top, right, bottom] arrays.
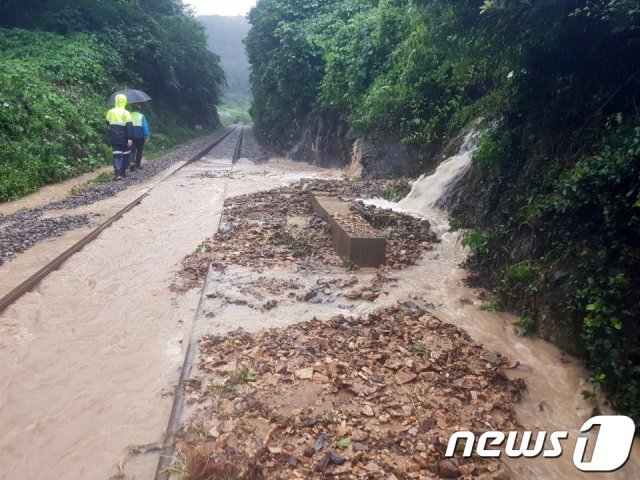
[[245, 1, 640, 420], [0, 0, 224, 202]]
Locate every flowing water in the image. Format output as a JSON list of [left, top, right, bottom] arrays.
[[0, 168, 112, 217], [401, 130, 478, 212], [1, 128, 638, 479], [362, 137, 640, 478], [0, 140, 339, 479]]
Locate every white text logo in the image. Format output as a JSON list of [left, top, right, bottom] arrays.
[[445, 415, 635, 472]]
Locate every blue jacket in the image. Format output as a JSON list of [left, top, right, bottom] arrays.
[[131, 111, 149, 140]]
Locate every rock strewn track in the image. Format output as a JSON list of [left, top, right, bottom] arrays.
[[177, 303, 522, 480]]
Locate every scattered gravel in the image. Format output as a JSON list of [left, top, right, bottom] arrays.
[[203, 128, 244, 160], [0, 213, 90, 265], [240, 128, 270, 164], [177, 303, 523, 479], [0, 127, 245, 266]]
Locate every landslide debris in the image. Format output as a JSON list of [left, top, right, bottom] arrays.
[[173, 179, 437, 292], [175, 303, 523, 479]]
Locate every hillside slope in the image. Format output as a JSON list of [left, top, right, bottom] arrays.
[[0, 0, 225, 201], [199, 15, 251, 95]]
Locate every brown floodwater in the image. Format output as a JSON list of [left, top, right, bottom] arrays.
[[1, 140, 638, 479], [0, 167, 112, 217], [359, 201, 640, 479], [0, 151, 339, 479], [356, 132, 640, 477]]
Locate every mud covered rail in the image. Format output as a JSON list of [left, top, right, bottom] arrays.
[[154, 132, 244, 477], [155, 265, 215, 480]]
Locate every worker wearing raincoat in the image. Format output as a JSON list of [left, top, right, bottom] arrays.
[[129, 102, 150, 171], [105, 94, 133, 180]]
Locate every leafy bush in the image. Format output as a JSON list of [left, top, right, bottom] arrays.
[[516, 315, 537, 336], [385, 180, 411, 202], [0, 31, 113, 200]]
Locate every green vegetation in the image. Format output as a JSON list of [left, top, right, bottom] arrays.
[[516, 315, 537, 337], [385, 180, 411, 202], [408, 343, 426, 356], [217, 93, 252, 126], [239, 368, 257, 383], [246, 0, 640, 421], [0, 0, 225, 201], [336, 437, 352, 449]]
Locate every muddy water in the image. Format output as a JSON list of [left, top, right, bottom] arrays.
[[0, 142, 338, 479], [0, 167, 112, 217], [0, 155, 202, 300], [193, 265, 381, 338], [360, 201, 640, 478]]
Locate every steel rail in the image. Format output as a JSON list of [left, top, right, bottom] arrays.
[[232, 124, 244, 164], [0, 125, 239, 314], [155, 128, 244, 480], [154, 264, 214, 480]]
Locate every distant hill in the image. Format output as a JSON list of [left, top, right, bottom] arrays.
[[199, 15, 251, 96]]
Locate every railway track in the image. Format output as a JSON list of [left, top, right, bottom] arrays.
[[155, 125, 245, 479], [232, 124, 244, 164], [0, 125, 244, 314]]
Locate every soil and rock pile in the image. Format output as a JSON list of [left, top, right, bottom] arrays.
[[169, 177, 527, 479], [173, 179, 437, 292], [175, 303, 523, 479]]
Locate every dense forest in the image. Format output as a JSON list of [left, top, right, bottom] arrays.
[[199, 15, 252, 124], [0, 0, 225, 201], [246, 0, 640, 421]]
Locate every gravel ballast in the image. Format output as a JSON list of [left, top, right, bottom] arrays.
[[0, 127, 240, 265]]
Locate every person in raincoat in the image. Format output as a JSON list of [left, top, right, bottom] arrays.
[[129, 102, 150, 171], [105, 94, 133, 180]]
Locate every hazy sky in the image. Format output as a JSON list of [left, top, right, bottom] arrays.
[[184, 0, 257, 16]]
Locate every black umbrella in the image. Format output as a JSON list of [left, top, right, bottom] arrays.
[[106, 89, 152, 105]]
